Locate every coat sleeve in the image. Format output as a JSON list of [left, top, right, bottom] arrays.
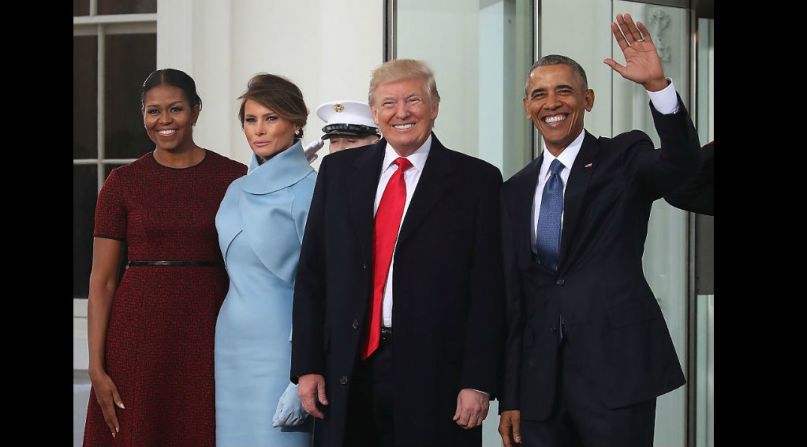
[[498, 191, 524, 411], [459, 164, 505, 397], [290, 159, 329, 383], [632, 94, 702, 201]]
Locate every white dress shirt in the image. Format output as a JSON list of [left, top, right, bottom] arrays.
[[531, 80, 680, 251], [373, 135, 432, 328]]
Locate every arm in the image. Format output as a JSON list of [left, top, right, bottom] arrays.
[[87, 237, 125, 438], [498, 194, 524, 446], [664, 142, 715, 215], [605, 13, 701, 197], [291, 158, 330, 418], [454, 166, 504, 429]]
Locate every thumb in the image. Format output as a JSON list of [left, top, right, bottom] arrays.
[[603, 58, 627, 76], [317, 380, 329, 405]]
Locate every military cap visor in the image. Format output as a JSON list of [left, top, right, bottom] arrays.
[[321, 123, 380, 139]]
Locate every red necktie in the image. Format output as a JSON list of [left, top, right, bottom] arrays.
[[361, 157, 412, 359]]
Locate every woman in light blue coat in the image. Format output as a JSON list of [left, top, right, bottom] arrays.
[[215, 74, 315, 447]]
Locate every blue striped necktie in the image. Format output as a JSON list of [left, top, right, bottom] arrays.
[[536, 159, 564, 271]]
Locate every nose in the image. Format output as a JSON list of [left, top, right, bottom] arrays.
[[159, 110, 173, 124], [544, 92, 562, 109], [394, 101, 410, 119]]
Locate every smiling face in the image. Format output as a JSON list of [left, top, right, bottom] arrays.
[[142, 84, 199, 152], [370, 77, 438, 156], [524, 64, 594, 156], [242, 99, 298, 161]]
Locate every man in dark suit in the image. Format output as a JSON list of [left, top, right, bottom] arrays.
[[665, 141, 714, 215], [497, 14, 700, 447], [292, 59, 504, 447]]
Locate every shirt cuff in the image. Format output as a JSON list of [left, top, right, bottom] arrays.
[[647, 78, 679, 115]]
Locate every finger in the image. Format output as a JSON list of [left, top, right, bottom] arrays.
[[111, 388, 125, 410], [616, 14, 635, 46], [610, 22, 629, 51], [636, 21, 654, 44], [499, 420, 514, 447], [623, 13, 643, 42], [513, 416, 522, 444], [316, 380, 329, 406], [100, 399, 120, 437]]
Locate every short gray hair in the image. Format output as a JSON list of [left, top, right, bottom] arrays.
[[524, 54, 588, 97]]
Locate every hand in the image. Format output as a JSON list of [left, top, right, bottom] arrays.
[[603, 13, 667, 92], [498, 409, 522, 446], [452, 388, 490, 429], [297, 374, 328, 419], [89, 370, 125, 438], [272, 383, 309, 427], [303, 139, 324, 163]]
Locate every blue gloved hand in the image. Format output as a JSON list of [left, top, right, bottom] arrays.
[[272, 382, 309, 427]]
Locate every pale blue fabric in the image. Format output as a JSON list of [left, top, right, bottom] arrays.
[[214, 141, 315, 447]]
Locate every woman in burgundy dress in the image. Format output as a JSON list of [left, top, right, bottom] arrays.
[[83, 68, 246, 447]]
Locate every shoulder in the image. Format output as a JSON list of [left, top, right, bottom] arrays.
[[440, 147, 502, 182], [205, 150, 248, 175], [597, 129, 653, 152]]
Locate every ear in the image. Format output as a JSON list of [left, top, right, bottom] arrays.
[[584, 89, 595, 112], [370, 105, 380, 125]]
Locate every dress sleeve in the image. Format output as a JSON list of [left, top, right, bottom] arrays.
[[93, 168, 127, 241]]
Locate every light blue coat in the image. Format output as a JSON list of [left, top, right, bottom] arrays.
[[214, 141, 315, 447]]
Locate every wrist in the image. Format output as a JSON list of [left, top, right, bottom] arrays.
[[644, 77, 669, 92]]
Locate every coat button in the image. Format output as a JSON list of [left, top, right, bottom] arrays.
[[339, 376, 348, 385], [556, 279, 565, 286], [352, 319, 359, 329], [362, 263, 367, 270]]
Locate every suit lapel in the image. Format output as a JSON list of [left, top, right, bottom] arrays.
[[515, 156, 542, 267], [559, 131, 599, 273], [348, 141, 386, 264], [397, 135, 455, 246]]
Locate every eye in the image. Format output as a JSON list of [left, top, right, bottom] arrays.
[[170, 106, 183, 113], [267, 115, 278, 121], [146, 108, 159, 115], [383, 100, 395, 108], [406, 97, 421, 105], [557, 87, 572, 95], [244, 117, 256, 123]]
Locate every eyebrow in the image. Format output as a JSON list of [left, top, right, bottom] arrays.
[[145, 100, 185, 108], [529, 84, 576, 95]]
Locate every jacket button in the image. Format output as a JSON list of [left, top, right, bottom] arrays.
[[339, 376, 348, 385], [556, 279, 565, 286], [352, 319, 359, 329], [362, 263, 367, 270]]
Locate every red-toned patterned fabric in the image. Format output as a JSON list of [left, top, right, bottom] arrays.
[[83, 150, 246, 447]]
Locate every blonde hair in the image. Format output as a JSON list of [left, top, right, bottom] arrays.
[[368, 59, 440, 106]]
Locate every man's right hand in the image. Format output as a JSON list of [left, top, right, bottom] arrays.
[[297, 373, 328, 419], [498, 409, 522, 447]]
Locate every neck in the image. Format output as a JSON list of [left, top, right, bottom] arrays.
[[153, 145, 204, 168]]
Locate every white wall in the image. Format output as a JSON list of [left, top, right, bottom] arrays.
[[158, 0, 384, 169]]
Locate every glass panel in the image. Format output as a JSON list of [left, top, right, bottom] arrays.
[[73, 0, 89, 16], [74, 36, 98, 159], [395, 0, 533, 179], [104, 33, 156, 159], [98, 0, 156, 15], [611, 2, 690, 446], [73, 165, 98, 298]]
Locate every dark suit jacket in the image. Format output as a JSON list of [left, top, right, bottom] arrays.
[[500, 98, 699, 421], [291, 134, 504, 447], [665, 141, 714, 215]]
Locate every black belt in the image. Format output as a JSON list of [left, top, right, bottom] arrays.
[[127, 260, 222, 267], [380, 326, 393, 345]]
